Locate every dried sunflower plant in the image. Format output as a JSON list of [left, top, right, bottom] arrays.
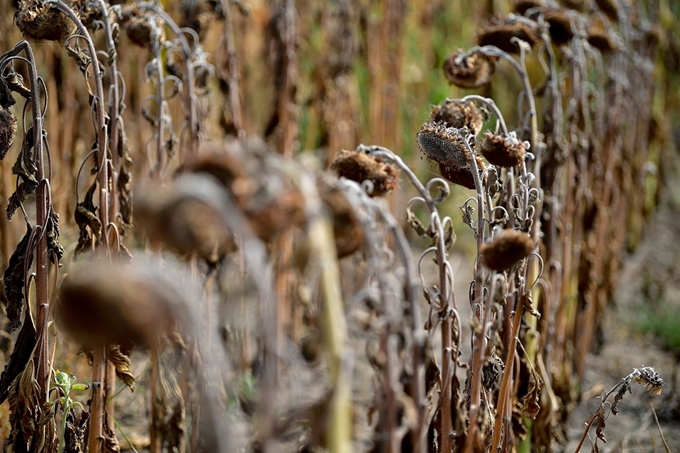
[[371, 3, 666, 452], [0, 0, 670, 452], [0, 39, 64, 451]]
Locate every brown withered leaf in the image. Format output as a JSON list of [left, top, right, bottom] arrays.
[[594, 403, 607, 443], [3, 226, 34, 331], [64, 410, 88, 453], [74, 183, 101, 259], [102, 411, 121, 453], [519, 361, 543, 419], [11, 126, 38, 188], [7, 359, 41, 450], [6, 182, 28, 221], [118, 152, 133, 229], [108, 343, 135, 391], [47, 210, 64, 264], [65, 40, 92, 75], [5, 70, 32, 99], [0, 306, 37, 403]]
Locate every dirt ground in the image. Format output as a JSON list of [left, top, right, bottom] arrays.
[[563, 204, 680, 452]]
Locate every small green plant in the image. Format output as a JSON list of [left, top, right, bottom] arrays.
[[47, 370, 90, 453]]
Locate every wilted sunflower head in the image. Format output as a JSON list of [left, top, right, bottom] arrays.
[[15, 0, 76, 42], [443, 49, 497, 89], [330, 149, 399, 197], [480, 229, 535, 271], [430, 100, 485, 136]]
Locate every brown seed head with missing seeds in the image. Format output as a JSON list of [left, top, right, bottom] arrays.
[[417, 121, 471, 169], [430, 100, 484, 136], [480, 229, 535, 271], [15, 0, 76, 42], [439, 154, 486, 191], [481, 132, 527, 168], [330, 149, 398, 197], [477, 18, 540, 54], [443, 49, 497, 89], [120, 4, 165, 50], [0, 108, 17, 160]]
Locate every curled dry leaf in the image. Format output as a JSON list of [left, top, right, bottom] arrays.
[[519, 361, 543, 419], [7, 359, 43, 450], [443, 49, 497, 89], [7, 126, 38, 220], [47, 210, 64, 264], [330, 149, 399, 197], [118, 154, 134, 230], [14, 0, 77, 42], [74, 183, 101, 259], [108, 343, 136, 391]]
